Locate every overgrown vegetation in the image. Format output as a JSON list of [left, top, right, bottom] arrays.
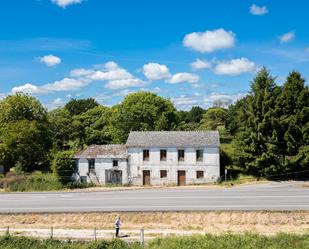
[[0, 172, 93, 192], [1, 234, 309, 249], [0, 68, 308, 188]]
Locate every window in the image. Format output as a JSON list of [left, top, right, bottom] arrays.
[[143, 150, 149, 161], [160, 150, 167, 161], [113, 160, 118, 167], [88, 159, 95, 173], [196, 171, 204, 179], [178, 150, 185, 161], [160, 170, 167, 178], [196, 150, 203, 162]]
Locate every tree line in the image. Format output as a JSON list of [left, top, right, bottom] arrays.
[[0, 68, 308, 180]]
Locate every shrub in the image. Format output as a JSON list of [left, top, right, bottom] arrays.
[[66, 181, 95, 189], [0, 172, 63, 192], [52, 150, 77, 184]]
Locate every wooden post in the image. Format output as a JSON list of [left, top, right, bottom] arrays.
[[50, 227, 53, 239], [5, 226, 9, 236], [140, 229, 144, 247], [94, 227, 97, 241]]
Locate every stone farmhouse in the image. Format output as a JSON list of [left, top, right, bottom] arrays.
[[74, 131, 220, 186]]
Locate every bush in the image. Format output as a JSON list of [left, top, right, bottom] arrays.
[[52, 150, 77, 184], [66, 181, 96, 189], [0, 172, 63, 192]]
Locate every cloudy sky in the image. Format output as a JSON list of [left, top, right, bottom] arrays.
[[0, 0, 309, 109]]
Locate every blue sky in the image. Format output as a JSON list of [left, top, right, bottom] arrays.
[[0, 0, 308, 110]]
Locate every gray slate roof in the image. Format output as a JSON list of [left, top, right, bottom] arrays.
[[126, 131, 220, 148], [74, 144, 127, 159]]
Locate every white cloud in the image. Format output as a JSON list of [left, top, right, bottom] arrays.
[[70, 68, 94, 77], [52, 98, 66, 106], [12, 61, 141, 95], [142, 63, 171, 80], [167, 73, 200, 84], [51, 0, 83, 8], [214, 57, 256, 76], [114, 89, 135, 97], [191, 59, 212, 70], [183, 28, 235, 53], [250, 4, 268, 15], [43, 78, 90, 92], [88, 62, 133, 81], [12, 78, 90, 95], [280, 31, 295, 43], [105, 78, 145, 90], [204, 92, 246, 107], [40, 55, 61, 67], [12, 83, 46, 94], [172, 95, 199, 108]]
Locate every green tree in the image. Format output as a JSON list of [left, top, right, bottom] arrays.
[[199, 107, 228, 130], [64, 98, 99, 116], [111, 92, 178, 142], [0, 93, 51, 172], [226, 96, 250, 135], [235, 68, 282, 176], [73, 105, 113, 146], [52, 150, 76, 184], [48, 108, 74, 151], [276, 71, 309, 171]]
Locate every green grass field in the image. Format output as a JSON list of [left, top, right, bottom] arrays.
[[1, 234, 309, 249]]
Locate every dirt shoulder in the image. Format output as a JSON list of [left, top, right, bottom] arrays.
[[1, 211, 309, 235]]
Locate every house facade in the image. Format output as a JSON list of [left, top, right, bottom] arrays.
[[75, 131, 220, 186]]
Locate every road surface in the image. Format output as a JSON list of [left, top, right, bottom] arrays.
[[0, 182, 309, 213]]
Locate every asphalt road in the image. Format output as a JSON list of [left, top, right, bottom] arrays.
[[0, 182, 309, 213]]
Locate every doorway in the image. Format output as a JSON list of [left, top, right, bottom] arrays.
[[177, 170, 186, 186], [105, 170, 122, 185], [143, 170, 151, 185]]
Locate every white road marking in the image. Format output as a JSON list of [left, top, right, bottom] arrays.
[[1, 195, 309, 202], [0, 204, 309, 211]]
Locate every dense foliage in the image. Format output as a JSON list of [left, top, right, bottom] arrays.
[[1, 234, 309, 249], [52, 150, 77, 184], [0, 68, 308, 183], [0, 93, 52, 173], [229, 69, 309, 177]]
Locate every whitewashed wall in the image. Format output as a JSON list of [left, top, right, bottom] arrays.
[[128, 147, 220, 185], [77, 158, 128, 184]]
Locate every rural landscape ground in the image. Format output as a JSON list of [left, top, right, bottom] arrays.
[[1, 182, 309, 242]]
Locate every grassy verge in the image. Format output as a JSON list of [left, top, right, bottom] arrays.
[[219, 174, 267, 186], [1, 234, 309, 249], [148, 234, 309, 249], [0, 236, 140, 249], [0, 172, 93, 192]]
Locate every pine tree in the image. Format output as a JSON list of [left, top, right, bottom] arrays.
[[236, 68, 281, 176]]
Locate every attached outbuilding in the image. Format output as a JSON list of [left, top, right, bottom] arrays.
[[74, 144, 129, 185]]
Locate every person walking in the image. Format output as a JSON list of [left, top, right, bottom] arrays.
[[115, 216, 121, 238]]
